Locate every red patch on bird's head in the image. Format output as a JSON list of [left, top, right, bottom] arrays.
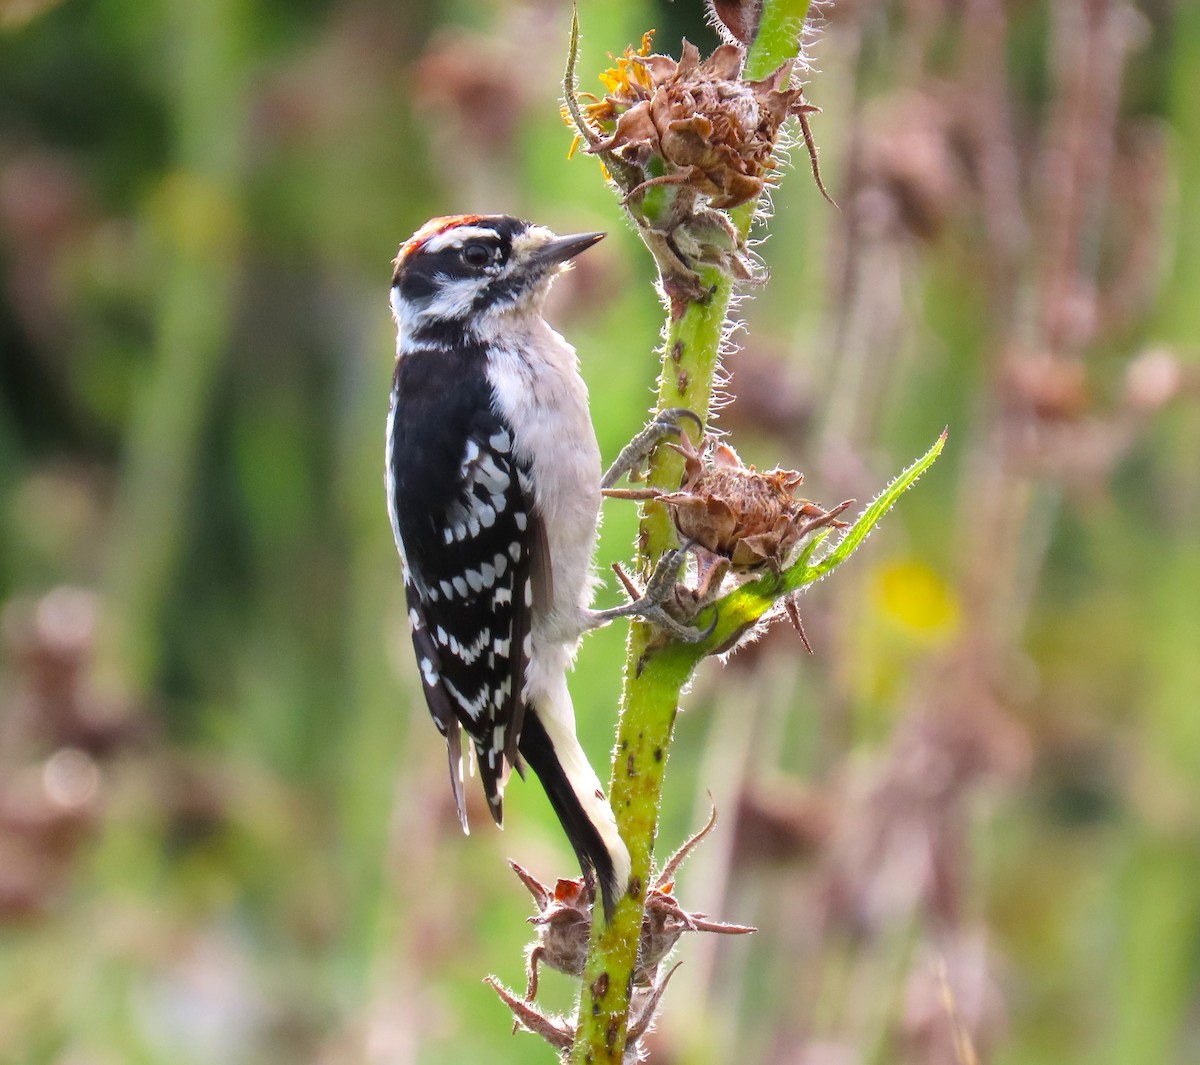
[[393, 214, 484, 270]]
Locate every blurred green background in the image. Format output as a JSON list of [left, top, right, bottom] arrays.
[[2, 1, 1198, 1063]]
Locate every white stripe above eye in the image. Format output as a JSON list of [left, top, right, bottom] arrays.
[[422, 226, 502, 254]]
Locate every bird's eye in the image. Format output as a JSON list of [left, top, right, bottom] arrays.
[[462, 242, 495, 268]]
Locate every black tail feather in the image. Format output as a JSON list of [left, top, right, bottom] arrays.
[[518, 710, 620, 920]]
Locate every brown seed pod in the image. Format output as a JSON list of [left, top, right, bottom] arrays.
[[587, 39, 818, 212], [656, 435, 851, 573], [576, 33, 821, 211]]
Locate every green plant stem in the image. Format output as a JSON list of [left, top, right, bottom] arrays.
[[570, 3, 814, 1062]]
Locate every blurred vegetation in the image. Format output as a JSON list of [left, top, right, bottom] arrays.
[[1, 1, 1198, 1064]]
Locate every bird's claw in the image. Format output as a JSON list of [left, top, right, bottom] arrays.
[[640, 603, 717, 644], [642, 544, 687, 601], [589, 546, 715, 644], [601, 408, 703, 490]]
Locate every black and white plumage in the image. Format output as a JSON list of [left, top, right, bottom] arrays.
[[386, 214, 631, 916]]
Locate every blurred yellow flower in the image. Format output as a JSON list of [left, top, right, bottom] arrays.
[[873, 558, 960, 643]]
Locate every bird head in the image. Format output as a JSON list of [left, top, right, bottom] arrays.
[[390, 215, 604, 346]]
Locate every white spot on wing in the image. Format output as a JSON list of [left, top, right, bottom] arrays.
[[475, 455, 509, 494], [419, 657, 438, 686]]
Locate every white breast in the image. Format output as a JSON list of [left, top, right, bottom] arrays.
[[485, 315, 601, 656]]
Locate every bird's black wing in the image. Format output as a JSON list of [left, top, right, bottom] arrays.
[[387, 346, 534, 828]]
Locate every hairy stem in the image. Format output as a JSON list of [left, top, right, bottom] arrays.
[[570, 2, 814, 1061]]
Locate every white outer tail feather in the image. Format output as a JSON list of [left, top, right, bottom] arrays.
[[535, 684, 632, 897]]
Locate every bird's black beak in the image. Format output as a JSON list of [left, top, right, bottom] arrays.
[[532, 231, 606, 267]]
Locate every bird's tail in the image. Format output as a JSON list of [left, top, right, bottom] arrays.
[[518, 702, 631, 921]]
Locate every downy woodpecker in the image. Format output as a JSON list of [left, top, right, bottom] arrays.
[[386, 215, 636, 915]]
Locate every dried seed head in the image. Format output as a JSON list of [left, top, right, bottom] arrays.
[[637, 882, 755, 981], [659, 435, 851, 572], [507, 809, 754, 1039], [509, 860, 593, 984], [588, 39, 815, 212], [565, 29, 829, 280]]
